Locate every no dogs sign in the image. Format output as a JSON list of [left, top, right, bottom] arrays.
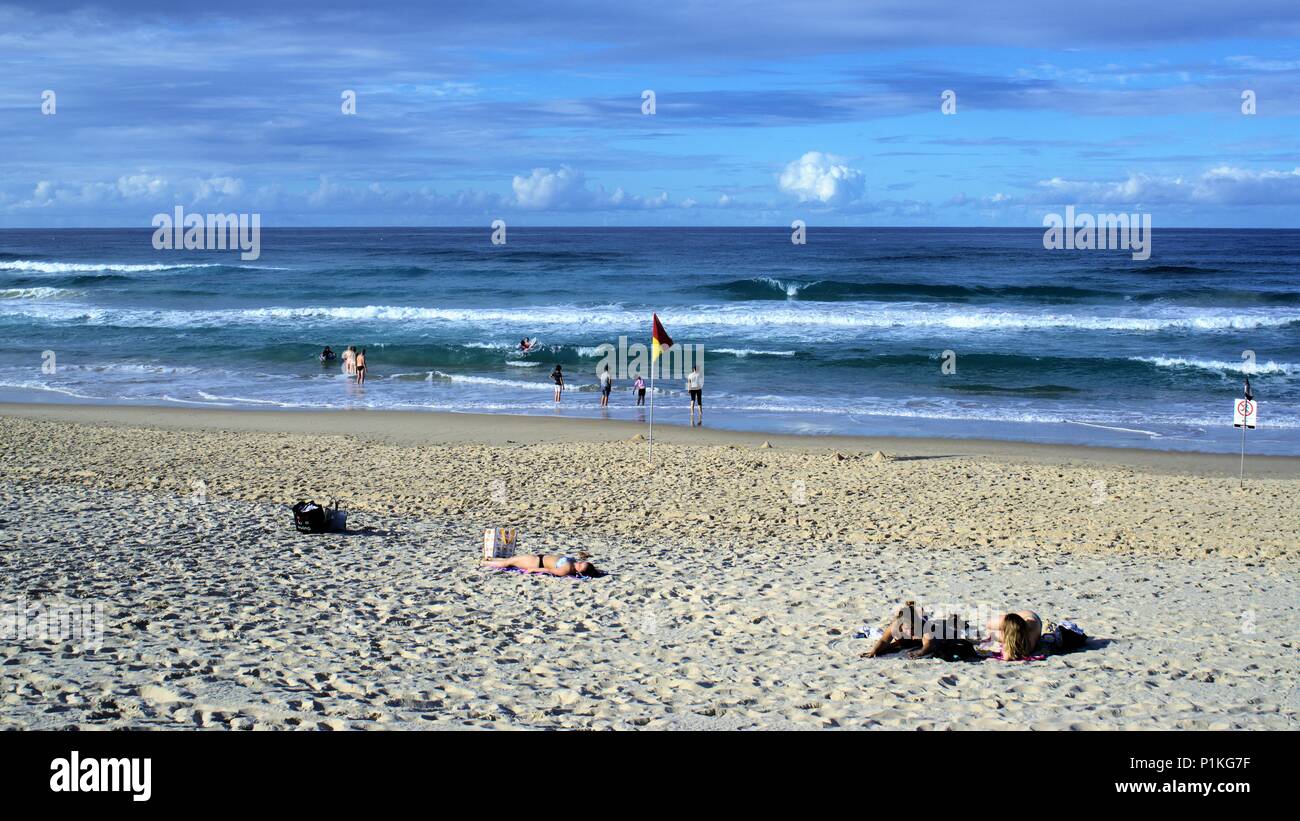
[[1233, 399, 1257, 429]]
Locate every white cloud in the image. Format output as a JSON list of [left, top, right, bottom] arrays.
[[115, 174, 167, 199], [512, 166, 588, 209], [1033, 167, 1300, 205], [778, 151, 865, 204], [191, 176, 244, 201], [511, 166, 673, 210]]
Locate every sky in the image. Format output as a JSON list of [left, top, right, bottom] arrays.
[[3, 0, 1300, 227]]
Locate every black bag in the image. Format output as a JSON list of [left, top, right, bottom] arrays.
[[292, 501, 327, 533], [1043, 621, 1088, 653], [1056, 624, 1088, 651]]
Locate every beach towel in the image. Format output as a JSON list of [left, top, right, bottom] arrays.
[[485, 566, 594, 581], [974, 643, 1049, 662]]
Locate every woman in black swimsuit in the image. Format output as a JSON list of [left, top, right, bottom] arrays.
[[483, 552, 601, 577]]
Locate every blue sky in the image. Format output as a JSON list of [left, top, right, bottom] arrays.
[[3, 0, 1300, 227]]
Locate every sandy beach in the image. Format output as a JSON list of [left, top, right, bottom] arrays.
[[2, 403, 1298, 730]]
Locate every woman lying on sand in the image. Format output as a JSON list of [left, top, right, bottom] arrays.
[[483, 552, 601, 577], [861, 601, 931, 659], [984, 609, 1043, 661], [861, 603, 1045, 661]]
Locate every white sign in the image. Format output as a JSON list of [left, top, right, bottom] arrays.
[[1233, 399, 1257, 429]]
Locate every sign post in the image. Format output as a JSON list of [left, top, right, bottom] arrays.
[[1233, 398, 1257, 489]]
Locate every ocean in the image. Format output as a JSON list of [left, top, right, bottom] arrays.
[[2, 227, 1297, 454]]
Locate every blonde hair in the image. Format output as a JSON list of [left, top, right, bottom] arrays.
[[1002, 613, 1029, 661]]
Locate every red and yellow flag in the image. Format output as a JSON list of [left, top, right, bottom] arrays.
[[651, 313, 673, 361]]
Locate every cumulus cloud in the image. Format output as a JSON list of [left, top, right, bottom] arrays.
[[512, 166, 589, 209], [1032, 167, 1300, 205], [778, 151, 865, 204], [511, 166, 672, 210]]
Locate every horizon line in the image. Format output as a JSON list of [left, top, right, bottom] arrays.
[[2, 225, 1298, 231]]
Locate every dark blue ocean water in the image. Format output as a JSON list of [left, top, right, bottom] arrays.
[[2, 227, 1297, 453]]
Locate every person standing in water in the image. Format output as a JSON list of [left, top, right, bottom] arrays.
[[355, 348, 367, 386], [686, 364, 703, 426], [342, 345, 356, 376], [598, 364, 613, 408], [551, 364, 564, 403], [633, 374, 646, 406]]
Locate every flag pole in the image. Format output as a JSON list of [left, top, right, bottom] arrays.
[[648, 354, 655, 462]]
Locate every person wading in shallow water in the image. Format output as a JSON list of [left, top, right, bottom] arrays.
[[355, 348, 367, 386], [686, 365, 703, 426], [551, 364, 564, 403], [599, 364, 613, 408]]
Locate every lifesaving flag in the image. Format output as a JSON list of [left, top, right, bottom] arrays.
[[651, 313, 673, 361]]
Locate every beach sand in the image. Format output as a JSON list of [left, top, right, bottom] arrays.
[[2, 403, 1297, 730]]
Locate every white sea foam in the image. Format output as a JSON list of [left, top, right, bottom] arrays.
[[1133, 355, 1296, 375], [0, 380, 97, 399], [0, 260, 288, 274], [0, 261, 223, 274], [63, 362, 201, 375], [431, 371, 556, 391], [757, 277, 821, 298], [0, 287, 78, 300], [1062, 420, 1163, 437], [161, 394, 235, 407], [712, 348, 796, 357], [5, 301, 1295, 335]]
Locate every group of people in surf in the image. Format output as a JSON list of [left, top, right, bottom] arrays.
[[320, 345, 367, 385], [549, 362, 704, 425], [316, 336, 703, 419]]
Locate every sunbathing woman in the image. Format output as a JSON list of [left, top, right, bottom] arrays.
[[861, 601, 929, 658], [985, 609, 1043, 661], [862, 601, 975, 660], [483, 552, 601, 577]]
